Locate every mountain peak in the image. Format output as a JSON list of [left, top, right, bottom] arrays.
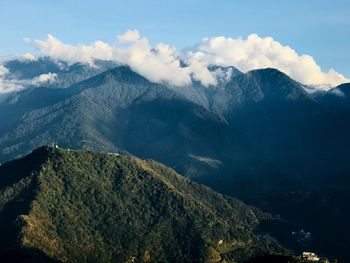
[[330, 82, 350, 97], [208, 65, 242, 77], [247, 68, 294, 81], [96, 65, 151, 85]]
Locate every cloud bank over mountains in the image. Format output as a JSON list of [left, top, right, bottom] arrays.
[[193, 34, 349, 88], [0, 65, 21, 94], [0, 29, 348, 93], [0, 64, 57, 94]]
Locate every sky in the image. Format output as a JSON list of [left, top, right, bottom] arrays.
[[0, 0, 349, 89]]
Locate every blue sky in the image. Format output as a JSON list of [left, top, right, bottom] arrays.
[[0, 0, 349, 76]]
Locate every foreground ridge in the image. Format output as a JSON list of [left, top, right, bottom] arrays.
[[0, 146, 288, 262]]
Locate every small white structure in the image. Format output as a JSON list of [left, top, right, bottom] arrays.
[[302, 252, 320, 261], [51, 142, 59, 149], [108, 152, 120, 156]]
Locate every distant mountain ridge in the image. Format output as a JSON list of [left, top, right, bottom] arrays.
[[4, 57, 118, 88], [317, 82, 350, 110]]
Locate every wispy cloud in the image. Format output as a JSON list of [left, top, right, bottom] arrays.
[[0, 63, 58, 94], [30, 72, 57, 86], [25, 35, 114, 66], [330, 88, 346, 97], [0, 65, 23, 94]]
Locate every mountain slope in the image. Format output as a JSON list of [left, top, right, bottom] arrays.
[[314, 82, 350, 186], [206, 69, 350, 261], [1, 62, 347, 260], [0, 66, 285, 198], [0, 147, 287, 262], [0, 58, 117, 133], [211, 68, 332, 181], [175, 69, 349, 261], [317, 82, 350, 112]]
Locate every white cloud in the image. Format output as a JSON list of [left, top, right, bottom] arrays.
[[0, 65, 9, 77], [21, 52, 38, 61], [0, 65, 24, 94], [0, 75, 23, 95], [192, 34, 349, 88], [184, 51, 217, 86], [27, 31, 193, 86], [0, 80, 23, 94], [114, 35, 192, 86], [25, 31, 349, 89], [30, 72, 57, 86], [117, 29, 140, 43], [0, 64, 58, 94], [26, 35, 114, 65]]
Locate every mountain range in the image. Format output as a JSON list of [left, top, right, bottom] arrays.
[[0, 57, 349, 261]]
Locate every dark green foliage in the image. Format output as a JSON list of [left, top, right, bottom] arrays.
[[0, 147, 287, 262], [1, 61, 349, 261], [245, 254, 303, 263], [0, 247, 60, 263]]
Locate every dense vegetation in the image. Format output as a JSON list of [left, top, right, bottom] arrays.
[[1, 59, 349, 260], [0, 147, 287, 262], [0, 65, 283, 206]]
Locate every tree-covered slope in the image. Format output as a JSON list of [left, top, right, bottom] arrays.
[[208, 68, 332, 183], [0, 66, 284, 197], [0, 147, 288, 262], [0, 58, 117, 134]]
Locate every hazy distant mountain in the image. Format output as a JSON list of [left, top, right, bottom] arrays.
[[334, 82, 350, 97], [317, 83, 350, 111], [4, 57, 118, 89], [0, 146, 287, 262], [162, 65, 242, 113], [4, 57, 66, 80]]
